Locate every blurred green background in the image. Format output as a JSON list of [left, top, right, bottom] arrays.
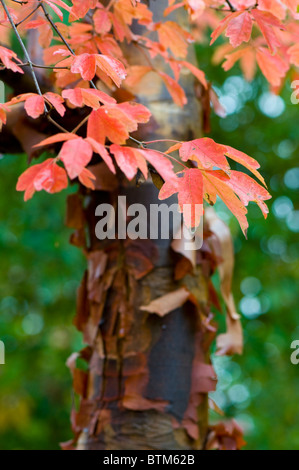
[[0, 42, 299, 450]]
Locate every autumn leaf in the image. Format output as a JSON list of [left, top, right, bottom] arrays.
[[93, 8, 112, 34], [140, 287, 190, 316], [78, 167, 96, 189], [71, 53, 126, 86], [159, 168, 204, 228], [256, 47, 288, 87], [224, 145, 266, 185], [59, 138, 93, 179], [85, 137, 116, 173], [24, 95, 45, 119], [157, 21, 192, 58], [0, 46, 24, 74], [203, 170, 249, 235], [44, 0, 74, 20], [87, 102, 151, 145], [213, 170, 271, 218], [158, 71, 187, 107], [34, 133, 79, 148], [180, 137, 230, 172], [225, 11, 253, 48], [251, 9, 284, 54], [110, 145, 148, 180], [44, 92, 65, 117], [16, 159, 68, 200], [62, 87, 116, 109], [210, 11, 243, 45]]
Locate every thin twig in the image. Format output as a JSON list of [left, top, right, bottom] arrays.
[[15, 4, 41, 27], [71, 114, 90, 134], [225, 0, 236, 12], [47, 115, 69, 133], [20, 62, 70, 70]]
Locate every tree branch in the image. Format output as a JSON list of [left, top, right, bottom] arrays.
[[225, 0, 236, 12]]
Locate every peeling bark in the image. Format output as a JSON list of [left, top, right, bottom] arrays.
[[64, 1, 218, 450]]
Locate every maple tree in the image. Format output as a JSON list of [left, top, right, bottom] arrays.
[[1, 0, 294, 450]]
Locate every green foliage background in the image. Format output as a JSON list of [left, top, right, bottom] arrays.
[[0, 43, 299, 449]]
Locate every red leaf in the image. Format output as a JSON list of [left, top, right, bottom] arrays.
[[159, 71, 187, 107], [17, 159, 67, 200], [0, 46, 24, 74], [180, 138, 230, 172], [44, 0, 74, 20], [180, 61, 207, 88], [213, 170, 271, 218], [87, 103, 150, 145], [256, 47, 288, 87], [225, 145, 266, 185], [24, 95, 45, 119], [71, 53, 97, 81], [210, 11, 243, 45], [203, 171, 249, 236], [95, 54, 127, 87], [225, 11, 253, 48], [159, 168, 204, 227], [251, 9, 283, 53], [62, 87, 116, 109], [59, 138, 93, 179], [34, 162, 68, 194], [87, 108, 130, 145], [44, 92, 65, 117], [157, 21, 192, 58], [78, 167, 96, 189], [139, 148, 176, 184], [34, 133, 79, 148], [110, 144, 148, 180], [85, 137, 116, 173], [93, 8, 112, 34]]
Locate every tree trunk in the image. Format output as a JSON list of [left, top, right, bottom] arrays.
[[64, 0, 217, 451]]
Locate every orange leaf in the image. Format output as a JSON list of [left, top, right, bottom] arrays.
[[44, 92, 65, 117], [210, 11, 243, 45], [34, 133, 79, 148], [203, 171, 249, 236], [17, 159, 68, 201], [225, 11, 253, 48], [0, 45, 24, 74], [59, 138, 93, 179], [180, 137, 230, 171], [157, 21, 192, 58], [62, 87, 116, 109], [251, 9, 283, 53], [159, 71, 187, 107], [24, 95, 45, 119], [95, 54, 127, 87], [110, 144, 148, 180], [159, 168, 204, 227], [85, 137, 116, 173], [256, 47, 288, 86]]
